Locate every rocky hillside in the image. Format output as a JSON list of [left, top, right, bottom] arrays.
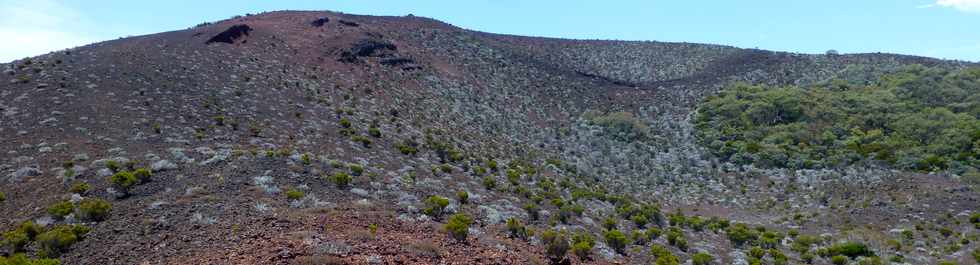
[[1, 10, 977, 265]]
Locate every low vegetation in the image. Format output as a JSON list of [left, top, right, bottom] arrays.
[[696, 66, 980, 172], [77, 198, 112, 222], [423, 195, 450, 219], [444, 213, 472, 241], [36, 225, 90, 258], [330, 172, 353, 189], [285, 188, 305, 201]]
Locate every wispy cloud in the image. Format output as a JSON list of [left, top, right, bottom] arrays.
[[919, 0, 980, 12], [0, 0, 99, 63]]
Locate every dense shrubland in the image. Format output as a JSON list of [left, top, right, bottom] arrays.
[[696, 65, 980, 173]]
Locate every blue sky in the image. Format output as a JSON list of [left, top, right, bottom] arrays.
[[1, 0, 979, 63]]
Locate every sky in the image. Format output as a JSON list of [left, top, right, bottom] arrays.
[[1, 0, 979, 63]]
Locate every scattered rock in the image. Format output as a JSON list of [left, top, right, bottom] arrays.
[[7, 166, 41, 182], [311, 17, 329, 27], [315, 241, 351, 256], [200, 149, 231, 165], [350, 188, 370, 197], [151, 160, 178, 172], [206, 24, 252, 44]]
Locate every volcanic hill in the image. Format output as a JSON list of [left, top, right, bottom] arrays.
[[1, 10, 978, 265]]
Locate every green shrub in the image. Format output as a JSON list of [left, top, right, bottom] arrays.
[[583, 111, 651, 142], [792, 234, 821, 253], [827, 241, 874, 258], [646, 227, 662, 240], [18, 221, 42, 240], [972, 247, 980, 263], [300, 153, 312, 165], [668, 211, 686, 227], [692, 252, 714, 265], [570, 230, 595, 260], [665, 227, 683, 246], [506, 169, 520, 185], [349, 164, 364, 176], [444, 213, 471, 242], [36, 225, 89, 258], [759, 231, 783, 249], [47, 201, 74, 218], [687, 216, 706, 231], [801, 252, 815, 264], [133, 168, 152, 183], [456, 191, 468, 204], [604, 229, 629, 254], [788, 229, 799, 238], [440, 164, 452, 173], [650, 244, 671, 258], [656, 254, 681, 265], [213, 115, 225, 126], [602, 217, 618, 231], [542, 229, 569, 263], [727, 223, 759, 247], [556, 204, 581, 224], [423, 195, 450, 219], [330, 172, 352, 189], [748, 247, 766, 259], [396, 141, 418, 155], [351, 135, 372, 148], [655, 244, 684, 263], [1, 229, 30, 253], [69, 182, 90, 194], [110, 171, 138, 193], [770, 249, 788, 265], [285, 188, 305, 201], [0, 254, 61, 265], [632, 213, 649, 228], [0, 191, 5, 202], [77, 198, 111, 222], [368, 127, 382, 138], [674, 237, 688, 252], [831, 255, 848, 265], [524, 203, 539, 221], [505, 218, 528, 239], [938, 226, 953, 237], [937, 261, 956, 265], [482, 176, 497, 190], [339, 118, 351, 128], [105, 160, 120, 172], [858, 256, 884, 265]]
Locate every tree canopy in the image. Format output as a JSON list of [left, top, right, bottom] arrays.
[[695, 65, 980, 172]]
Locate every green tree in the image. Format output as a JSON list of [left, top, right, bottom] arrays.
[[444, 213, 471, 242], [692, 252, 713, 265], [604, 229, 629, 254]]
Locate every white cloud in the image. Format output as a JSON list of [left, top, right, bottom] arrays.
[[0, 0, 99, 63], [932, 0, 980, 12]]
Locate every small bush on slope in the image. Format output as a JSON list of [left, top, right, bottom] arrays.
[[423, 195, 450, 219], [444, 213, 471, 242], [36, 225, 90, 258], [77, 198, 112, 222]]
